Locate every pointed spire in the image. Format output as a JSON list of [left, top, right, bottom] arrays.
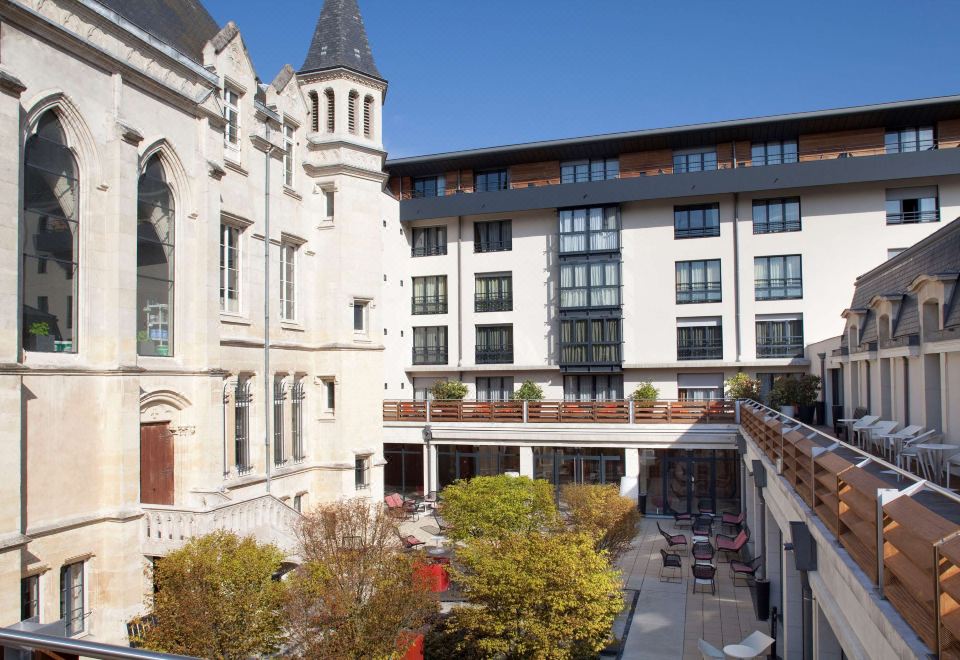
[[300, 0, 382, 79]]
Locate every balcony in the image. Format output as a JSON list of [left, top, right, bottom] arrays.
[[677, 338, 723, 360], [412, 346, 447, 365], [411, 295, 447, 315], [476, 345, 513, 364], [383, 398, 735, 424], [756, 336, 804, 358], [474, 292, 512, 312]]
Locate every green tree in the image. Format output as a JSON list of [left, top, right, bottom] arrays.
[[561, 483, 640, 561], [440, 475, 560, 542], [142, 530, 285, 659], [512, 379, 545, 401], [630, 382, 660, 402], [447, 532, 623, 659], [284, 498, 437, 659], [725, 372, 763, 402], [431, 379, 468, 400]]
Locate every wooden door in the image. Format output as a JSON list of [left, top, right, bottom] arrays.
[[140, 423, 174, 505]]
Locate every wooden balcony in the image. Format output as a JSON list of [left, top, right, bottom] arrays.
[[382, 399, 736, 424]]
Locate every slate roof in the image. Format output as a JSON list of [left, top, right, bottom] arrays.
[[300, 0, 381, 79], [846, 217, 960, 340], [94, 0, 220, 63]]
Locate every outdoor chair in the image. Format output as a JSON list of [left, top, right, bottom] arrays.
[[659, 548, 682, 583], [691, 562, 716, 595], [657, 522, 688, 555], [673, 511, 693, 528], [720, 511, 745, 535], [697, 639, 725, 659], [736, 630, 775, 657], [730, 556, 762, 586], [716, 528, 749, 562], [692, 541, 715, 564]]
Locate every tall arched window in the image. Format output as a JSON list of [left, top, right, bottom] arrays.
[[137, 154, 175, 356], [309, 91, 319, 132], [348, 90, 359, 134], [22, 111, 79, 353], [325, 89, 335, 133], [363, 95, 374, 139]]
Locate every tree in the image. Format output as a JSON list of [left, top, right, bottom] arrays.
[[560, 483, 640, 561], [512, 380, 545, 401], [440, 475, 560, 542], [284, 498, 438, 659], [630, 382, 660, 402], [447, 532, 623, 659], [142, 530, 285, 659], [431, 379, 468, 400], [725, 372, 762, 402]]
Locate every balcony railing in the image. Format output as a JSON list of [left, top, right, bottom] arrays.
[[739, 402, 960, 658], [475, 293, 513, 312], [677, 339, 723, 360], [394, 135, 960, 200], [411, 295, 447, 315], [475, 346, 513, 364], [412, 346, 447, 365], [756, 337, 805, 358], [383, 398, 735, 424], [886, 210, 940, 225]]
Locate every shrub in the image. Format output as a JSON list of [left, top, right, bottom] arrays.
[[561, 483, 640, 561], [725, 372, 763, 403], [512, 379, 545, 401], [630, 382, 659, 402], [440, 475, 559, 541], [431, 380, 468, 400]]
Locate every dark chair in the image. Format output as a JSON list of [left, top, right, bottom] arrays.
[[691, 562, 717, 595], [716, 528, 749, 563], [730, 556, 762, 586], [657, 522, 688, 555], [659, 548, 682, 583], [720, 511, 745, 535], [692, 541, 715, 564]]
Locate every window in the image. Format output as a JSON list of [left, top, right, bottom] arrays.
[[22, 112, 79, 353], [885, 126, 934, 154], [353, 300, 369, 334], [282, 123, 295, 187], [677, 319, 723, 360], [676, 260, 721, 304], [60, 562, 84, 635], [751, 140, 798, 166], [476, 325, 513, 364], [752, 198, 801, 234], [363, 95, 374, 138], [673, 148, 717, 173], [560, 261, 621, 308], [885, 186, 939, 224], [475, 169, 509, 192], [220, 223, 241, 313], [223, 88, 240, 147], [756, 318, 804, 358], [674, 204, 720, 239], [411, 225, 446, 257], [413, 326, 448, 365], [348, 90, 359, 134], [235, 377, 252, 474], [563, 374, 623, 401], [413, 175, 444, 198], [474, 219, 512, 253], [323, 189, 335, 220], [559, 207, 620, 253], [324, 89, 335, 133], [137, 155, 175, 357], [754, 255, 802, 300], [273, 379, 286, 466], [475, 273, 512, 312], [412, 276, 447, 314], [280, 243, 297, 320], [476, 376, 514, 401], [21, 575, 39, 621], [355, 455, 370, 489], [559, 318, 621, 366], [560, 158, 619, 184], [292, 378, 305, 461]]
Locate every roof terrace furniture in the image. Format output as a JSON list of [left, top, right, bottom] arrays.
[[730, 556, 762, 586], [720, 511, 745, 535], [659, 548, 682, 583], [697, 638, 725, 659], [691, 562, 717, 595], [716, 527, 749, 563], [658, 522, 688, 555]]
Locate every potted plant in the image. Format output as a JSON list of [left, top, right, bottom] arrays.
[[795, 375, 821, 424], [511, 380, 544, 401], [724, 372, 763, 403], [768, 376, 803, 418], [27, 321, 54, 352]]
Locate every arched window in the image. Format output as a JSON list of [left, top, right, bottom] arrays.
[[325, 89, 335, 133], [363, 95, 374, 139], [309, 91, 319, 132], [22, 111, 79, 353], [348, 90, 359, 134], [137, 154, 175, 356]]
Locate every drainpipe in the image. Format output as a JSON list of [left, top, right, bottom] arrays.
[[263, 124, 275, 494], [732, 192, 742, 362], [457, 215, 463, 368]]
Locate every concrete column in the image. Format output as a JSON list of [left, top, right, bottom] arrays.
[[519, 446, 534, 478], [814, 600, 843, 660]]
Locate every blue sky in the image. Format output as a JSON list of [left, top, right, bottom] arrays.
[[205, 0, 960, 159]]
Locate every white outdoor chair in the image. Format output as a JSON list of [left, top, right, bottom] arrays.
[[738, 630, 775, 657], [898, 430, 940, 477], [850, 416, 881, 448], [860, 420, 898, 456], [877, 425, 923, 461], [697, 638, 724, 659]]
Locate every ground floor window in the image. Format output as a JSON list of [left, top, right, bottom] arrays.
[[384, 443, 425, 497], [533, 447, 625, 488], [437, 445, 520, 488], [643, 448, 739, 516], [60, 561, 84, 635]]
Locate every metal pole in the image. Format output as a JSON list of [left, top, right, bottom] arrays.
[[263, 125, 273, 493]]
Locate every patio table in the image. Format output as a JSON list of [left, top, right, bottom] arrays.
[[915, 444, 959, 485]]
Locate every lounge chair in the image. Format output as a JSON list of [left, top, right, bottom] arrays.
[[659, 548, 682, 583], [657, 522, 688, 554]]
